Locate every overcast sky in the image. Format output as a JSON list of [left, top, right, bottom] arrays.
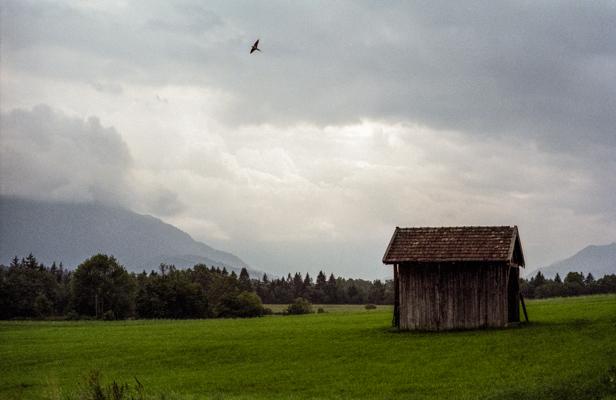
[[1, 0, 615, 278]]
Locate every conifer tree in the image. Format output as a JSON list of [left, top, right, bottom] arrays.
[[314, 271, 327, 303], [532, 271, 547, 287], [303, 273, 313, 287], [303, 273, 313, 300], [238, 268, 252, 291], [325, 273, 338, 303], [316, 271, 327, 288], [25, 253, 38, 269], [292, 273, 304, 298], [585, 273, 595, 285]]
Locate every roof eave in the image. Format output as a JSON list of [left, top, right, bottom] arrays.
[[507, 226, 526, 267], [382, 227, 400, 264], [386, 258, 511, 264], [507, 226, 517, 263]]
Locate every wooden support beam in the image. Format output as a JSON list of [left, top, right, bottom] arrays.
[[520, 293, 529, 322]]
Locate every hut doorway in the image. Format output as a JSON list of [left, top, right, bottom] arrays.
[[507, 266, 520, 323]]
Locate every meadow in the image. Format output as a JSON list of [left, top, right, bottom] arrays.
[[1, 295, 615, 400]]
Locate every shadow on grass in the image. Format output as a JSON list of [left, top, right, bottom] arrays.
[[381, 323, 529, 335], [380, 317, 597, 335], [515, 318, 594, 329]]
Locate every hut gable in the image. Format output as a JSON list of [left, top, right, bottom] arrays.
[[383, 226, 525, 266]]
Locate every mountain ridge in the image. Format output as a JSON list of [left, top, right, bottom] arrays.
[[0, 196, 261, 276], [530, 242, 616, 278]]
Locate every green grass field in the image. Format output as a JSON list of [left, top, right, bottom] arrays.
[[2, 295, 616, 400]]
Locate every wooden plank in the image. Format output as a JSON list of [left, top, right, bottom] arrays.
[[393, 264, 400, 328]]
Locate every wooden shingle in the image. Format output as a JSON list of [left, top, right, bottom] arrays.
[[382, 226, 524, 265]]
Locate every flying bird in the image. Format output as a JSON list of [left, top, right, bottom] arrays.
[[250, 39, 261, 54]]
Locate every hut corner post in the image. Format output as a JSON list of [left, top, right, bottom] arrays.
[[393, 263, 400, 328]]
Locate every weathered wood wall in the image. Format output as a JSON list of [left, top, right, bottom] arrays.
[[398, 262, 514, 331], [507, 266, 520, 323]]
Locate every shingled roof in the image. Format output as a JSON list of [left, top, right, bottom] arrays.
[[382, 226, 525, 266]]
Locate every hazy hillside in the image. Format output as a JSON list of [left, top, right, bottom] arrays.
[[0, 196, 256, 274], [533, 242, 616, 278]]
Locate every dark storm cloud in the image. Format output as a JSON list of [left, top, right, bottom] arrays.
[[2, 1, 615, 151], [221, 0, 616, 151]]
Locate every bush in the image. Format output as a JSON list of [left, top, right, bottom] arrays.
[[102, 310, 115, 321], [76, 370, 145, 400], [215, 291, 265, 318], [317, 307, 326, 313], [365, 304, 377, 310], [534, 282, 565, 299], [65, 311, 80, 321], [286, 297, 313, 315], [33, 293, 53, 318]]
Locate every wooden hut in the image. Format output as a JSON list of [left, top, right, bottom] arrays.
[[382, 226, 525, 331]]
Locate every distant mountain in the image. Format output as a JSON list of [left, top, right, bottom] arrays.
[[533, 242, 616, 278], [0, 196, 261, 275]]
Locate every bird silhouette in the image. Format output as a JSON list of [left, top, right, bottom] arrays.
[[250, 39, 261, 54]]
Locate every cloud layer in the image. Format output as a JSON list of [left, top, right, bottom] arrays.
[[1, 1, 615, 277], [0, 105, 132, 205], [3, 1, 615, 148]]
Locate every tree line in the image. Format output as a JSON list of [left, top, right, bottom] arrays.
[[520, 270, 616, 299], [1, 253, 615, 320], [254, 271, 394, 305], [0, 253, 393, 320]]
